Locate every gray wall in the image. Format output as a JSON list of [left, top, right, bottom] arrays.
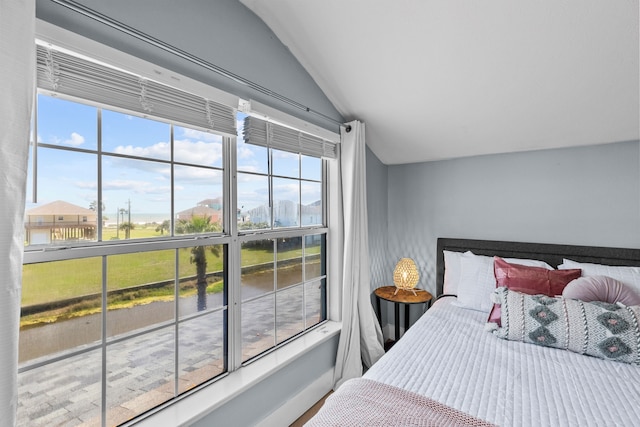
[[368, 140, 640, 334], [35, 1, 343, 424], [382, 140, 640, 295], [191, 335, 338, 427], [36, 0, 343, 132]]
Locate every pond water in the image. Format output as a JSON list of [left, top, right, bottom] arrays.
[[19, 264, 317, 363]]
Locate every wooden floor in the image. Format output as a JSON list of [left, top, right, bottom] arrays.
[[289, 392, 332, 426]]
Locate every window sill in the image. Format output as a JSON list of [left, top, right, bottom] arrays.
[[131, 321, 341, 427]]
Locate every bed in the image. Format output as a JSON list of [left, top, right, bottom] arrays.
[[306, 238, 640, 426]]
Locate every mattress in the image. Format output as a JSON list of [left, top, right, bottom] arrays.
[[364, 297, 640, 427]]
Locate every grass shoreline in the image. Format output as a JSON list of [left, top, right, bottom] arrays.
[[21, 280, 224, 330], [22, 224, 321, 329]]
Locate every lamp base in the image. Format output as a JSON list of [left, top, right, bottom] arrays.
[[393, 286, 424, 297]]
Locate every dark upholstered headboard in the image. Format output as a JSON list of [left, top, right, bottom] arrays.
[[436, 238, 640, 297]]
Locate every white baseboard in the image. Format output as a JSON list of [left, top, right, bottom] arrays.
[[256, 368, 334, 427]]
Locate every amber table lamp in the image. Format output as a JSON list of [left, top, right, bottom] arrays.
[[393, 258, 420, 295]]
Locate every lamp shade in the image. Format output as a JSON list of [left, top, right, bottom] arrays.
[[393, 258, 419, 290]]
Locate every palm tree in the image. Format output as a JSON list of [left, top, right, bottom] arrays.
[[89, 200, 106, 212], [119, 208, 127, 224], [155, 219, 170, 235], [119, 221, 135, 239], [176, 216, 221, 311]]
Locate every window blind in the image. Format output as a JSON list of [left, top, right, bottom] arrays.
[[36, 44, 237, 136], [243, 116, 337, 159]]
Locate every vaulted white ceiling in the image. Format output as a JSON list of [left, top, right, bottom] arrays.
[[242, 0, 639, 165]]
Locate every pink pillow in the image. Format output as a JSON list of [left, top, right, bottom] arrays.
[[487, 257, 582, 325], [562, 275, 640, 306]]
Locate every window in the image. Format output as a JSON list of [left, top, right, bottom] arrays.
[[21, 92, 230, 427], [19, 43, 333, 427], [237, 115, 328, 360]]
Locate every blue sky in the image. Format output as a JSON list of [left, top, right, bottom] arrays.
[[28, 95, 321, 222]]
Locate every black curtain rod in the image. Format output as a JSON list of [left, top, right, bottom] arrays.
[[50, 0, 344, 129]]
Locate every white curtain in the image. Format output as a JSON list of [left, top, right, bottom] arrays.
[[0, 1, 35, 424], [333, 120, 385, 389]]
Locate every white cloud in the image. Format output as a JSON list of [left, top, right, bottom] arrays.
[[103, 156, 167, 177], [174, 139, 222, 166], [274, 182, 299, 192], [273, 182, 300, 201], [273, 150, 298, 159], [76, 181, 97, 189], [114, 142, 171, 159], [103, 180, 142, 191], [238, 165, 261, 174], [156, 166, 171, 178], [238, 173, 266, 183], [112, 138, 223, 167], [174, 166, 222, 182], [178, 127, 221, 142], [238, 145, 255, 160], [61, 132, 85, 146], [237, 188, 268, 210], [139, 185, 172, 195], [102, 179, 171, 196], [301, 182, 321, 204]]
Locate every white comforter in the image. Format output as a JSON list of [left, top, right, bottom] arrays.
[[365, 297, 640, 427]]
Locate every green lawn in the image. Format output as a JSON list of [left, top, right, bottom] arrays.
[[22, 229, 320, 306], [22, 248, 223, 305], [102, 225, 163, 241]]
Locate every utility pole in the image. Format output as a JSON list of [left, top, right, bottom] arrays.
[[127, 199, 131, 239], [116, 206, 119, 239]]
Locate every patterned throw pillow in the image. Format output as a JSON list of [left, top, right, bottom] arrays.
[[488, 287, 640, 365]]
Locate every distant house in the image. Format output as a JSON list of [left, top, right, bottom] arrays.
[[176, 205, 222, 224], [301, 200, 322, 226], [273, 199, 297, 227], [244, 199, 322, 227], [25, 200, 97, 245], [246, 205, 269, 225], [197, 198, 223, 210]]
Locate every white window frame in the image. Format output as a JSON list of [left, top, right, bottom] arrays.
[[21, 19, 343, 426]]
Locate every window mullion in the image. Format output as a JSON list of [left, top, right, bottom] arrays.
[[298, 154, 302, 227], [98, 113, 105, 427], [101, 255, 107, 427], [268, 148, 274, 229], [173, 249, 179, 397], [170, 124, 175, 237], [229, 239, 242, 371], [97, 108, 103, 241], [302, 237, 307, 329], [273, 239, 278, 345], [32, 91, 38, 204], [227, 134, 242, 371]]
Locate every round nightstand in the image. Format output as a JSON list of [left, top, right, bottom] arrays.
[[374, 286, 433, 346]]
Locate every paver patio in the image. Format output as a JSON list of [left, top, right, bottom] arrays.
[[17, 284, 322, 426]]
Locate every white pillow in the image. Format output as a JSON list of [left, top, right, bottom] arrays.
[[558, 258, 640, 295], [454, 253, 553, 312], [443, 250, 472, 294]]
